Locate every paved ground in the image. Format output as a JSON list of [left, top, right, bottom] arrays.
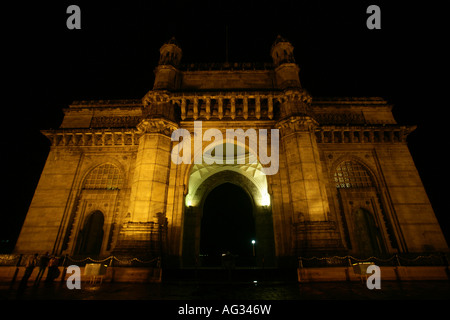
[[1, 278, 448, 318], [1, 278, 449, 300]]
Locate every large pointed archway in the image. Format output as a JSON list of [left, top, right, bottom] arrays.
[[181, 141, 276, 268]]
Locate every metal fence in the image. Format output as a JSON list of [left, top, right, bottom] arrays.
[[0, 254, 161, 268], [66, 256, 161, 268], [2, 252, 448, 269], [298, 253, 450, 268]]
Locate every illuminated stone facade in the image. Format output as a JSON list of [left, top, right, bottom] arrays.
[[14, 36, 448, 267]]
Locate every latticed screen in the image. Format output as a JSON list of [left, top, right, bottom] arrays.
[[334, 161, 373, 188], [83, 164, 123, 190]]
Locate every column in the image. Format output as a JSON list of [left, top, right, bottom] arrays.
[[230, 97, 236, 120], [115, 117, 178, 254], [268, 96, 273, 119], [181, 98, 186, 120], [243, 97, 248, 120], [205, 97, 211, 120], [193, 98, 199, 120], [218, 97, 223, 120], [255, 96, 261, 119], [276, 116, 330, 222]]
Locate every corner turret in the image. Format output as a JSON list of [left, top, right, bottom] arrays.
[[270, 35, 301, 90], [153, 37, 182, 90]]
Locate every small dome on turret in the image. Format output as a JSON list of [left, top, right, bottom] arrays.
[[165, 36, 181, 47], [158, 37, 182, 67], [271, 35, 290, 47]]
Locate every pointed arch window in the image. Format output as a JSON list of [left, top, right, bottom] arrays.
[[334, 161, 373, 189], [83, 164, 123, 190]]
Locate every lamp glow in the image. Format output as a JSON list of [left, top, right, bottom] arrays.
[[185, 195, 193, 207], [260, 193, 270, 206]]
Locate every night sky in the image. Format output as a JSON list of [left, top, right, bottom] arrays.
[[1, 1, 448, 252]]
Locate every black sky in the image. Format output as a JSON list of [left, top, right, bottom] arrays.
[[1, 1, 448, 252]]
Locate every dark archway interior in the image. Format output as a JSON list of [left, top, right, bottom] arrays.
[[200, 183, 255, 265], [76, 210, 104, 256], [353, 208, 384, 257]]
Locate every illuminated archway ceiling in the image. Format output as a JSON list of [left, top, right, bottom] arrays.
[[186, 143, 270, 207]]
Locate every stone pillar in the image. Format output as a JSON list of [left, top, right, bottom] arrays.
[[115, 93, 179, 256], [129, 120, 176, 223], [268, 96, 274, 119], [277, 115, 330, 223], [230, 97, 236, 120], [205, 98, 211, 120], [193, 98, 199, 120], [218, 97, 223, 120], [181, 98, 186, 120], [243, 97, 248, 120], [255, 96, 261, 119]]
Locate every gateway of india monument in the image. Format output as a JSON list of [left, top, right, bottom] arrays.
[[14, 36, 448, 269]]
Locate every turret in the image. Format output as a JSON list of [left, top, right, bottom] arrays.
[[270, 35, 301, 90], [153, 37, 182, 90]]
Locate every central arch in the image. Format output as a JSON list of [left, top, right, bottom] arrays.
[[182, 169, 275, 268], [181, 141, 276, 268], [200, 182, 256, 266]]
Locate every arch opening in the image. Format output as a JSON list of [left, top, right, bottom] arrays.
[[353, 208, 383, 257], [75, 210, 105, 256], [200, 182, 256, 266], [181, 141, 276, 268], [333, 159, 395, 257]]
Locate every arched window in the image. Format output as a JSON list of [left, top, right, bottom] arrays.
[[333, 160, 393, 255], [334, 161, 373, 189], [83, 164, 123, 190]]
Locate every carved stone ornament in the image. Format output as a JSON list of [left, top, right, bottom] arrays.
[[283, 89, 312, 104], [136, 118, 178, 136], [142, 91, 171, 106], [276, 115, 318, 136]]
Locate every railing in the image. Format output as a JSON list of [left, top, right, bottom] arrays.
[[0, 254, 22, 267], [65, 255, 161, 268], [180, 61, 274, 71], [0, 254, 161, 268], [2, 253, 448, 269], [297, 253, 450, 268]]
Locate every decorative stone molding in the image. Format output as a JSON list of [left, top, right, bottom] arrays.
[[135, 118, 178, 136], [171, 91, 283, 121], [283, 89, 312, 103], [41, 129, 140, 147], [90, 116, 141, 128], [142, 90, 171, 105], [275, 115, 318, 136], [313, 113, 365, 125], [315, 125, 416, 144]]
